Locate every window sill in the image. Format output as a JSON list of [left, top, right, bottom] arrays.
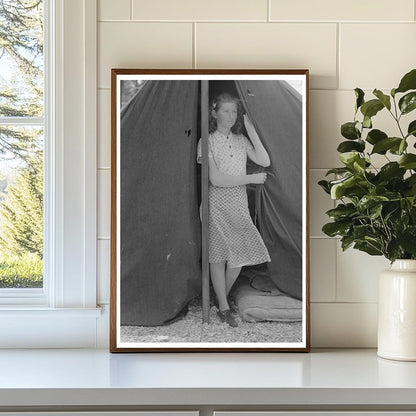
[[0, 307, 105, 348]]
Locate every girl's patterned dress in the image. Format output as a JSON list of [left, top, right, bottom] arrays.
[[198, 131, 271, 268]]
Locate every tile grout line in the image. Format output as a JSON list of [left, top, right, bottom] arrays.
[[334, 228, 338, 303], [97, 87, 382, 92], [130, 0, 133, 20], [336, 22, 340, 90], [98, 19, 415, 24], [311, 301, 378, 305], [268, 0, 271, 22], [309, 236, 338, 239], [193, 22, 197, 69]]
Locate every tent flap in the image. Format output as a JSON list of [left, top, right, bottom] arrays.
[[235, 80, 303, 299], [120, 80, 201, 326]]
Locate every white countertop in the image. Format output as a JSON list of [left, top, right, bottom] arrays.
[[0, 348, 416, 407]]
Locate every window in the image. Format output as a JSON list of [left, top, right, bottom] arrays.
[[0, 0, 46, 302], [0, 0, 100, 348]]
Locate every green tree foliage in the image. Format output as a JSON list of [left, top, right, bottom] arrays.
[[0, 152, 43, 258], [0, 0, 43, 162], [0, 0, 43, 285]]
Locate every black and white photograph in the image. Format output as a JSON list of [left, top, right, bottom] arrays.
[[110, 69, 309, 352]]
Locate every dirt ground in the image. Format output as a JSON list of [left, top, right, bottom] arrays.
[[120, 296, 302, 344]]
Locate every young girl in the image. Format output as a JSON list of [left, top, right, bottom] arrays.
[[197, 93, 271, 328]]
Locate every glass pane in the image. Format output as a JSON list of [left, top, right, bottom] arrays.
[[0, 126, 43, 288], [0, 0, 44, 117]]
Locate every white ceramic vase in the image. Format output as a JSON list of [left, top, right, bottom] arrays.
[[378, 259, 416, 361]]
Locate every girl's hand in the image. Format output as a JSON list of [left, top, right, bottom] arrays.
[[250, 172, 267, 184], [243, 114, 254, 132]]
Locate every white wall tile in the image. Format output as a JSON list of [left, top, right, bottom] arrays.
[[309, 170, 334, 237], [196, 23, 338, 89], [271, 0, 415, 22], [336, 244, 390, 302], [97, 239, 110, 304], [98, 89, 111, 168], [309, 90, 350, 169], [310, 239, 336, 302], [311, 303, 377, 347], [98, 0, 131, 21], [340, 24, 416, 90], [132, 0, 268, 21], [95, 3, 416, 348], [98, 169, 111, 238], [98, 22, 193, 89]]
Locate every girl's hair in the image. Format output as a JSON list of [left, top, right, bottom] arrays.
[[209, 93, 244, 134]]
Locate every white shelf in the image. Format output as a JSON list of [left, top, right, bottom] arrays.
[[0, 349, 416, 409]]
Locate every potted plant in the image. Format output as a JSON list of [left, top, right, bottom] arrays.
[[319, 68, 416, 361]]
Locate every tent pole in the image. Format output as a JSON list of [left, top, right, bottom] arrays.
[[201, 80, 210, 323]]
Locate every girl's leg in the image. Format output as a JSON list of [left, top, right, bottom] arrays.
[[209, 261, 229, 311], [225, 265, 242, 295]]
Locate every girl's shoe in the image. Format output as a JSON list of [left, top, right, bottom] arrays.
[[217, 309, 238, 328]]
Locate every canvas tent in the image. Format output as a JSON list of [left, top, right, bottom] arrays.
[[120, 79, 303, 326]]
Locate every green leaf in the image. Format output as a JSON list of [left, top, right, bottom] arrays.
[[363, 116, 372, 129], [355, 88, 365, 110], [371, 137, 402, 154], [365, 236, 384, 252], [322, 221, 351, 237], [318, 180, 331, 194], [399, 92, 416, 115], [326, 203, 356, 220], [352, 224, 373, 240], [339, 152, 360, 166], [341, 122, 360, 140], [353, 158, 366, 174], [399, 154, 416, 169], [366, 129, 387, 145], [399, 139, 407, 154], [407, 120, 416, 138], [395, 69, 416, 94], [329, 175, 354, 185], [341, 235, 355, 251], [391, 88, 396, 97], [373, 89, 391, 110], [405, 175, 416, 197], [354, 241, 383, 256], [369, 203, 383, 220], [325, 167, 351, 176], [386, 240, 403, 263], [360, 99, 384, 119], [330, 176, 358, 199], [398, 227, 416, 255], [389, 139, 408, 155], [378, 162, 406, 181], [357, 195, 389, 211], [337, 140, 365, 153]]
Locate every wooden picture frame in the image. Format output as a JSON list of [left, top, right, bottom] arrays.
[[110, 69, 310, 352]]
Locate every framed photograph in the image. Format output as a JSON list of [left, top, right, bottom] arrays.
[[110, 69, 310, 352]]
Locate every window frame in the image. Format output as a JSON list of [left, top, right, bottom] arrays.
[[0, 0, 100, 348], [0, 1, 47, 304]]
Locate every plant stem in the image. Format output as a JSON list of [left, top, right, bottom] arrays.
[[390, 97, 406, 139]]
